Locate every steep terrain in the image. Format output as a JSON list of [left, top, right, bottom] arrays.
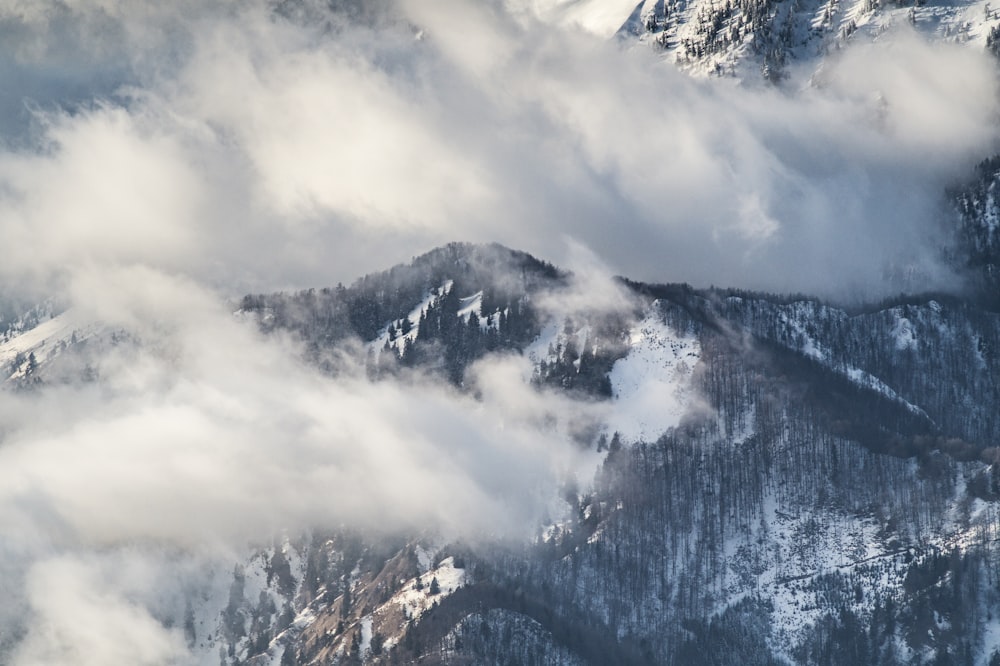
[[534, 0, 1000, 80], [231, 243, 1000, 665], [954, 157, 1000, 310], [1, 1, 1000, 664], [10, 240, 1000, 664]]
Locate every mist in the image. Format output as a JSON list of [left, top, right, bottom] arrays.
[[0, 0, 997, 663], [0, 267, 603, 664], [0, 0, 993, 297]]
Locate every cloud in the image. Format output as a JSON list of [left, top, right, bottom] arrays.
[[0, 1, 996, 662], [12, 556, 188, 666], [0, 108, 202, 283], [0, 0, 993, 298], [536, 239, 643, 322], [0, 274, 587, 548], [0, 267, 596, 663]]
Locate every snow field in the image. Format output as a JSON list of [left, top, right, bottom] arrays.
[[605, 305, 701, 444]]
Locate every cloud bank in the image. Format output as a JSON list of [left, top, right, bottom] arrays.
[[0, 0, 994, 298], [0, 0, 996, 662], [0, 268, 600, 663]]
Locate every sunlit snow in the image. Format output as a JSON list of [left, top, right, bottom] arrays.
[[605, 303, 700, 443]]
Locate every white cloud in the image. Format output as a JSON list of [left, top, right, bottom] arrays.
[[0, 108, 202, 280], [0, 1, 995, 661], [0, 266, 594, 663], [0, 274, 585, 547], [536, 239, 642, 323], [0, 0, 992, 297], [13, 556, 188, 666]]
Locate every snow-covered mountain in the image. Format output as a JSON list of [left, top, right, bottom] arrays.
[[234, 244, 1000, 664], [532, 0, 1000, 81], [9, 240, 1000, 664], [2, 0, 1000, 664]]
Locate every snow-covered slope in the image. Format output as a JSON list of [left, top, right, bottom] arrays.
[[604, 303, 701, 443], [516, 0, 1000, 80], [0, 308, 104, 383], [10, 243, 1000, 665]]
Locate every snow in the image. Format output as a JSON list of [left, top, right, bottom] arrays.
[[370, 281, 453, 358], [982, 186, 1000, 237], [615, 0, 1000, 83], [457, 291, 502, 330], [779, 309, 827, 362], [359, 616, 373, 657], [843, 366, 931, 420], [892, 314, 917, 351], [0, 309, 81, 367], [427, 557, 467, 593], [777, 304, 931, 420], [526, 301, 702, 445], [709, 445, 1000, 662], [369, 282, 502, 360], [291, 605, 319, 633], [414, 544, 434, 573], [457, 291, 483, 322], [604, 304, 700, 443], [525, 322, 561, 364], [0, 308, 110, 381], [179, 538, 316, 666], [523, 321, 563, 383], [720, 489, 914, 660], [982, 619, 1000, 665], [381, 556, 468, 625]]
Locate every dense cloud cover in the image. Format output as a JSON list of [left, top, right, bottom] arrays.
[[0, 268, 604, 664], [0, 0, 995, 296], [0, 0, 997, 662]]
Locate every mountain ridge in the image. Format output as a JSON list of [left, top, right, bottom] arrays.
[[4, 238, 1000, 664]]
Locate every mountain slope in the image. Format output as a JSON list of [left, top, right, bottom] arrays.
[[544, 0, 999, 81], [149, 243, 999, 665]]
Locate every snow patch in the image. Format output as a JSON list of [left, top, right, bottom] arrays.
[[605, 303, 700, 443], [370, 281, 453, 358], [457, 291, 484, 325], [414, 544, 434, 573], [381, 556, 468, 626], [524, 321, 562, 379], [778, 304, 931, 420], [0, 309, 96, 379], [892, 315, 917, 351], [359, 616, 373, 657]]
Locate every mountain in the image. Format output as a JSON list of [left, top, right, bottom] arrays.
[[549, 0, 999, 81], [953, 157, 1000, 310], [233, 243, 1000, 665], [3, 1, 1000, 665], [10, 240, 1000, 664]]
